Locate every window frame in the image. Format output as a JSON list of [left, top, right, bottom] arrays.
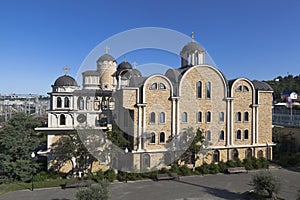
[[197, 81, 202, 98], [159, 112, 165, 124], [219, 130, 225, 141], [197, 111, 202, 123], [159, 83, 166, 90], [219, 112, 224, 123], [206, 111, 211, 123], [206, 130, 211, 141], [159, 132, 165, 144], [244, 129, 249, 140], [206, 82, 211, 99], [57, 97, 62, 108], [182, 112, 188, 123], [150, 83, 158, 90], [236, 112, 242, 122], [244, 112, 249, 122], [150, 132, 156, 144], [236, 130, 242, 140], [150, 112, 156, 124]]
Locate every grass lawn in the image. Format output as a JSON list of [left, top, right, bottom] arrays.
[[0, 179, 67, 195]]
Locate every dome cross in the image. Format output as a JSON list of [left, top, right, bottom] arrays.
[[63, 66, 70, 75]]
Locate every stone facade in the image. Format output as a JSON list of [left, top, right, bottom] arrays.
[[36, 38, 275, 173]]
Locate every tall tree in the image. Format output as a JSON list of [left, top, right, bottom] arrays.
[[0, 113, 40, 183]]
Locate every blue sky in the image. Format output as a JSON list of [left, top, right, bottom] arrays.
[[0, 0, 299, 95]]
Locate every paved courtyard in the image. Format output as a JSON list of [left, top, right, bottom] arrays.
[[1, 168, 299, 200]]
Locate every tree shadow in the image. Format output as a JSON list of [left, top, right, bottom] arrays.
[[174, 179, 246, 199]]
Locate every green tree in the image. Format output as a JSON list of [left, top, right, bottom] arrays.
[[179, 127, 210, 167], [0, 113, 40, 183], [252, 171, 281, 198], [76, 179, 110, 200]]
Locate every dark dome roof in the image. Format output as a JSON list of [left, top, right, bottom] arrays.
[[54, 75, 78, 87], [132, 69, 142, 77], [97, 53, 115, 63], [180, 41, 205, 57], [117, 61, 132, 71]]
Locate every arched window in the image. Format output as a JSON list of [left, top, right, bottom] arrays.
[[150, 112, 155, 123], [206, 111, 211, 123], [150, 133, 155, 144], [78, 96, 84, 110], [219, 130, 225, 141], [244, 112, 249, 122], [243, 86, 249, 92], [197, 112, 202, 123], [60, 114, 66, 125], [57, 97, 62, 108], [182, 112, 187, 123], [237, 85, 242, 92], [236, 112, 242, 122], [159, 83, 166, 90], [246, 148, 252, 158], [213, 150, 220, 163], [159, 112, 165, 123], [244, 130, 249, 140], [150, 83, 157, 90], [236, 130, 242, 140], [142, 154, 150, 168], [257, 150, 263, 158], [206, 82, 211, 98], [86, 97, 90, 110], [197, 81, 202, 98], [232, 148, 239, 160], [206, 130, 211, 141], [219, 112, 224, 122], [64, 97, 69, 108], [159, 132, 165, 143]]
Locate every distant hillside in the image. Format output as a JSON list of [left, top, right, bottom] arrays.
[[265, 74, 300, 101]]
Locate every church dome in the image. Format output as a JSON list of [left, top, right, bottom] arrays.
[[54, 75, 78, 87], [97, 53, 115, 63], [117, 61, 132, 71], [180, 41, 205, 57]]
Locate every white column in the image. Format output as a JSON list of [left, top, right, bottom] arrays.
[[176, 98, 180, 136], [142, 106, 146, 150], [251, 105, 255, 145], [255, 106, 259, 144], [226, 99, 231, 146], [137, 105, 142, 151], [171, 98, 176, 138], [230, 99, 234, 146], [191, 53, 195, 65]]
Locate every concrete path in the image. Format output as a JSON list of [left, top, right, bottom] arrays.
[[1, 168, 299, 200]]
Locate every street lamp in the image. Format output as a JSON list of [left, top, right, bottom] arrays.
[[124, 147, 128, 183], [31, 152, 35, 191]]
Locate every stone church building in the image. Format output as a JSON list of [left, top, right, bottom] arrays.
[[37, 36, 274, 172]]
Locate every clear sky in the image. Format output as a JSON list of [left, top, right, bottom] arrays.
[[0, 0, 299, 95]]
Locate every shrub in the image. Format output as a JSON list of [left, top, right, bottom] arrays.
[[178, 165, 192, 176], [251, 157, 260, 169], [104, 169, 116, 182], [226, 160, 236, 168], [170, 164, 180, 174], [33, 171, 48, 182], [258, 157, 269, 169], [235, 158, 243, 167], [76, 179, 109, 200], [243, 158, 254, 170], [251, 171, 281, 198], [217, 160, 227, 173], [158, 167, 169, 174], [207, 163, 219, 174]]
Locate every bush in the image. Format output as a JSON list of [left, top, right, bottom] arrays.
[[235, 158, 243, 167], [104, 169, 116, 182], [251, 171, 281, 198], [207, 163, 219, 174], [178, 165, 192, 176], [34, 171, 48, 182], [226, 160, 236, 168], [258, 157, 269, 169], [217, 160, 227, 173], [243, 158, 254, 170], [76, 179, 109, 200], [158, 167, 169, 174], [251, 157, 260, 169], [170, 164, 180, 174]]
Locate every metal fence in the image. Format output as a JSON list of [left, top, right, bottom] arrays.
[[273, 109, 300, 127]]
